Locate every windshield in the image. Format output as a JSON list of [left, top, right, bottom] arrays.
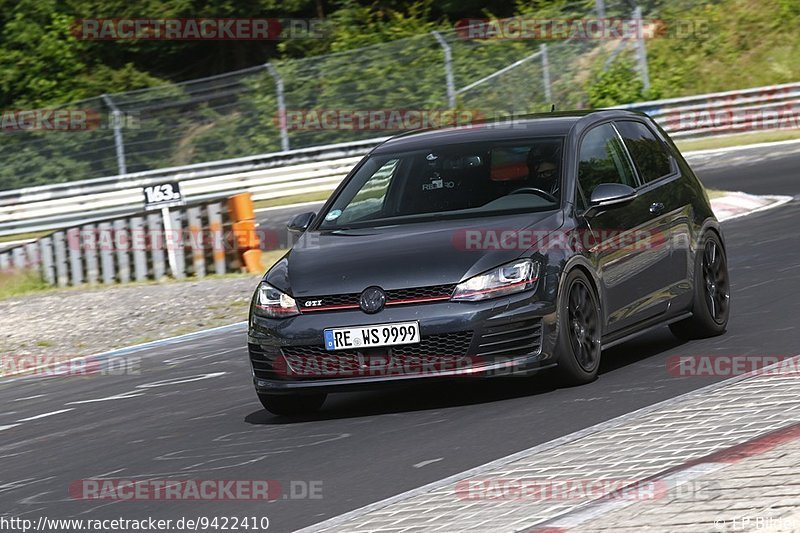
[[318, 136, 565, 230]]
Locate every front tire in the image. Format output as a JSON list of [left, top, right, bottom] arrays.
[[669, 232, 730, 340], [258, 392, 327, 416], [555, 269, 602, 385]]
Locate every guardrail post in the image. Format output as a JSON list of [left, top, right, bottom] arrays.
[[266, 63, 290, 152], [130, 216, 147, 281], [39, 237, 55, 285], [168, 210, 185, 279], [82, 224, 99, 284], [66, 228, 83, 285], [98, 222, 115, 284], [0, 252, 9, 272], [431, 31, 456, 108], [113, 219, 131, 283], [207, 203, 226, 275], [24, 242, 40, 270], [147, 213, 166, 279], [53, 231, 69, 287], [187, 206, 206, 278], [12, 247, 26, 269]]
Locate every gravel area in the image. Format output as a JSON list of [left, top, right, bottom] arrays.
[[0, 275, 262, 357]]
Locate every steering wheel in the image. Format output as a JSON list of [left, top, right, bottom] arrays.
[[509, 187, 557, 203]]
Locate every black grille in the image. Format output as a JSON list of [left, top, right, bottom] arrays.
[[300, 284, 455, 312], [279, 331, 473, 378], [248, 343, 283, 380], [476, 319, 542, 358], [386, 285, 455, 302]]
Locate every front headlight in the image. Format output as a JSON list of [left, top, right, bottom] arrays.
[[254, 282, 300, 318], [451, 259, 540, 302]]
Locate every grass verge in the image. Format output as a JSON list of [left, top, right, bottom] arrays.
[[0, 270, 51, 299], [677, 129, 800, 153]]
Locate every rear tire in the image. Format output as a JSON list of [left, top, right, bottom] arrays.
[[257, 392, 327, 416], [555, 269, 602, 385], [669, 232, 730, 340]]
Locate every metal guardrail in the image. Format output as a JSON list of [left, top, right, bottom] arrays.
[[2, 81, 799, 238], [619, 81, 800, 138]]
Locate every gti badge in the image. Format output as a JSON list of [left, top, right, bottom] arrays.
[[359, 287, 386, 314]]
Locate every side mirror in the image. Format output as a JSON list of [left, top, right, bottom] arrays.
[[287, 212, 316, 233], [584, 183, 637, 217]]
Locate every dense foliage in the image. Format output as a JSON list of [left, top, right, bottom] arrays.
[[1, 0, 799, 190]]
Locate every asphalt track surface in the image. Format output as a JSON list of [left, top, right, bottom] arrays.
[[1, 144, 799, 532]]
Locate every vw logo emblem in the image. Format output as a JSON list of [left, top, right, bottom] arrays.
[[359, 286, 386, 314]]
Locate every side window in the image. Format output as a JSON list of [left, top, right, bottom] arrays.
[[577, 123, 637, 199], [615, 121, 673, 183], [337, 158, 399, 224]]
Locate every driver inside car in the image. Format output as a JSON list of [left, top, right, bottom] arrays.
[[526, 145, 561, 197]]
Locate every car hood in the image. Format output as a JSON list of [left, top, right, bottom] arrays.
[[265, 211, 564, 297]]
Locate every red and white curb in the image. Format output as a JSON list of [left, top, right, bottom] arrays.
[[710, 191, 793, 222]]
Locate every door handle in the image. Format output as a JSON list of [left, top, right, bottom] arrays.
[[649, 202, 665, 215]]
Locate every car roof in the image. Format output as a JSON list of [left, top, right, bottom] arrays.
[[372, 109, 649, 154]]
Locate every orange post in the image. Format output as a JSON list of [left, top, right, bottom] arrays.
[[227, 193, 262, 273]]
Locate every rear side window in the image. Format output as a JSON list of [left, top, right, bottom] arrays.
[[615, 120, 673, 183], [577, 123, 637, 198]]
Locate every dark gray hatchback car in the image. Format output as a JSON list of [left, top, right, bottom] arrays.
[[248, 110, 729, 415]]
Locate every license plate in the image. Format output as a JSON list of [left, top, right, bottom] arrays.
[[324, 321, 420, 351]]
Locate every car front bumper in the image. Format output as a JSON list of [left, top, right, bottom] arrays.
[[247, 290, 558, 394]]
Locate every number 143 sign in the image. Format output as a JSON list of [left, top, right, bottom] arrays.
[[143, 181, 185, 210]]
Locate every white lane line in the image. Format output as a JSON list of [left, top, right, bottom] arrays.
[[0, 424, 21, 431], [135, 372, 227, 389], [66, 390, 145, 405], [414, 458, 444, 469], [12, 394, 46, 402], [16, 408, 74, 422]]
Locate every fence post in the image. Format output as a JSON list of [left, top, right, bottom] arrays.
[[633, 6, 651, 92], [595, 0, 606, 19], [266, 63, 290, 152], [207, 202, 226, 275], [53, 231, 69, 287], [66, 228, 84, 286], [540, 43, 552, 104], [432, 31, 456, 108], [113, 219, 131, 283], [130, 216, 148, 281], [39, 237, 55, 285], [101, 94, 127, 175], [82, 225, 99, 284], [147, 213, 166, 279], [187, 206, 206, 278]]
